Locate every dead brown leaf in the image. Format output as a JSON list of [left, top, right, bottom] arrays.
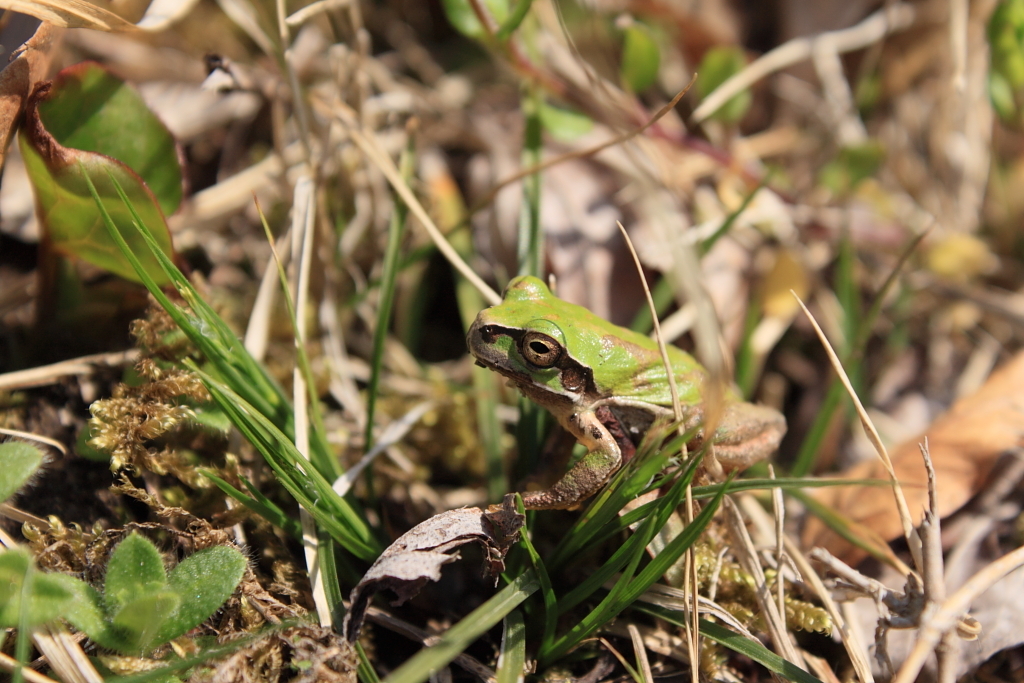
[[804, 350, 1024, 565], [0, 22, 59, 168], [341, 494, 524, 643]]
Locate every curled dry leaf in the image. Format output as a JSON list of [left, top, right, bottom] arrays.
[[342, 494, 525, 642], [804, 351, 1024, 565], [0, 22, 59, 168]]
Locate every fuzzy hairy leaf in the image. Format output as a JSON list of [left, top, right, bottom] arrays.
[[0, 441, 44, 504], [102, 533, 168, 614], [157, 545, 246, 643], [0, 549, 74, 627]]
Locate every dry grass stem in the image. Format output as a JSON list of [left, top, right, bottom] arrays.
[[0, 428, 66, 456], [286, 175, 332, 627], [0, 350, 138, 392], [32, 625, 103, 683], [627, 625, 654, 683], [0, 649, 61, 683], [794, 294, 923, 571], [722, 497, 804, 667], [243, 221, 292, 362], [341, 118, 501, 305], [616, 221, 700, 681], [333, 400, 434, 497], [784, 536, 874, 683]]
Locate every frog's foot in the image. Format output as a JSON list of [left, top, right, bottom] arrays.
[[521, 449, 620, 510], [711, 402, 787, 472]]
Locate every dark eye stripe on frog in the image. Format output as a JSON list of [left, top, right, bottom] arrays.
[[480, 325, 597, 395]]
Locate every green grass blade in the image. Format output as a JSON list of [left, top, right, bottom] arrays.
[[200, 470, 302, 540], [556, 456, 697, 614], [541, 530, 648, 666], [495, 609, 526, 683], [629, 277, 675, 333], [636, 604, 823, 683], [542, 474, 728, 664], [788, 489, 895, 564], [384, 571, 539, 683], [512, 499, 557, 652], [548, 428, 691, 571], [199, 373, 380, 560], [254, 195, 339, 479], [89, 167, 348, 484], [357, 641, 382, 683], [365, 136, 415, 456], [83, 166, 380, 564], [699, 177, 768, 256], [616, 476, 729, 606]]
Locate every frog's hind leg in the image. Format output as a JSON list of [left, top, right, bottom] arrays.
[[520, 447, 621, 509]]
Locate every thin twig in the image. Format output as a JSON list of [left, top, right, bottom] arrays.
[[469, 82, 693, 220], [692, 3, 915, 123], [893, 543, 1024, 683]]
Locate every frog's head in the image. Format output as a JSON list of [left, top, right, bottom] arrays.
[[466, 276, 597, 404]]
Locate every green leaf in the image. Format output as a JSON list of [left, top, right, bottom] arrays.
[[20, 68, 177, 286], [539, 102, 593, 141], [56, 575, 120, 649], [38, 63, 182, 216], [0, 549, 74, 628], [441, 0, 509, 39], [112, 591, 180, 652], [157, 545, 246, 643], [103, 533, 168, 615], [0, 441, 44, 504], [818, 142, 885, 196], [621, 23, 660, 92], [696, 46, 751, 123]]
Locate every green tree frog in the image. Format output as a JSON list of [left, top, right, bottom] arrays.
[[467, 276, 786, 509]]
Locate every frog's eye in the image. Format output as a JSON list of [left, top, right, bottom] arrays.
[[520, 332, 562, 368]]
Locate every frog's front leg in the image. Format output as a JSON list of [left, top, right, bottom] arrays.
[[521, 410, 621, 510]]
